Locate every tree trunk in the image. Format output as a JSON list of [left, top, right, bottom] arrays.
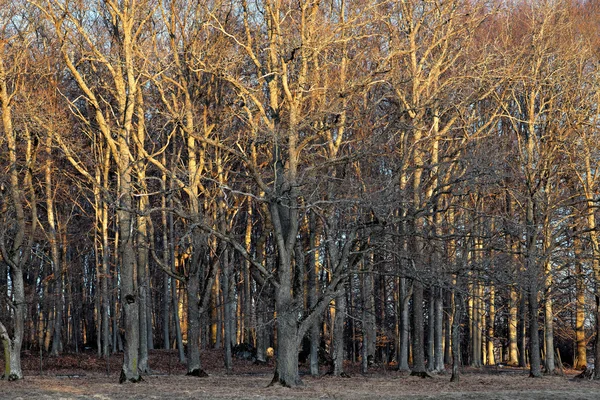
[[173, 278, 186, 363], [528, 285, 542, 377], [508, 286, 519, 365], [271, 286, 302, 387], [428, 289, 435, 371], [411, 280, 426, 374], [364, 266, 376, 364], [434, 288, 444, 372], [186, 262, 206, 376], [256, 297, 267, 364], [574, 257, 587, 369], [470, 278, 482, 368], [487, 285, 495, 366], [46, 135, 63, 357], [163, 275, 170, 350], [450, 290, 462, 383], [398, 277, 410, 371], [332, 283, 347, 377], [444, 289, 453, 366], [101, 193, 111, 357], [118, 158, 141, 383], [543, 266, 554, 374], [222, 250, 233, 373], [137, 213, 150, 374], [518, 290, 527, 368], [308, 212, 320, 376], [1, 271, 25, 381]]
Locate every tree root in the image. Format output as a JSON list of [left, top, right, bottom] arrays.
[[573, 366, 598, 381], [2, 373, 21, 381], [119, 369, 144, 384], [186, 368, 209, 377], [410, 370, 434, 378], [267, 370, 304, 388]]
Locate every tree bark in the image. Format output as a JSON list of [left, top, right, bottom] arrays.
[[543, 260, 554, 374], [434, 288, 444, 372], [398, 277, 411, 371], [574, 255, 587, 369], [332, 283, 348, 377], [528, 284, 542, 377], [508, 286, 519, 365], [428, 290, 435, 371], [518, 290, 527, 368], [186, 261, 205, 376], [487, 285, 495, 366], [46, 135, 63, 357], [222, 249, 233, 373], [450, 290, 462, 383], [271, 283, 302, 387], [411, 280, 426, 374], [308, 212, 320, 376]]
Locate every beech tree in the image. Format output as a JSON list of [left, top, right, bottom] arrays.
[[0, 1, 37, 379]]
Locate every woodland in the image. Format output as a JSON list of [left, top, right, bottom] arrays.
[[2, 0, 600, 394]]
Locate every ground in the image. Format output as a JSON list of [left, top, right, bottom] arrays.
[[1, 350, 600, 399]]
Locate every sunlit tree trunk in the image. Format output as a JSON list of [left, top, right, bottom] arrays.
[[45, 134, 63, 357], [574, 239, 587, 369], [487, 285, 495, 366], [0, 50, 36, 381]]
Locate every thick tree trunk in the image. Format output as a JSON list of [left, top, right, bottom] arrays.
[[427, 290, 435, 371], [1, 334, 23, 381], [186, 264, 206, 376], [508, 286, 519, 365], [118, 163, 141, 383], [444, 289, 453, 366], [411, 280, 426, 374], [46, 136, 63, 357], [528, 285, 542, 378], [364, 267, 376, 364], [574, 255, 587, 369], [308, 214, 320, 376], [101, 197, 111, 357], [398, 277, 410, 371], [487, 285, 495, 366], [137, 213, 150, 374], [470, 279, 482, 368], [1, 271, 25, 381], [255, 298, 267, 364], [172, 276, 186, 362], [543, 269, 554, 374], [1, 54, 28, 381], [332, 285, 348, 377], [271, 288, 302, 387]]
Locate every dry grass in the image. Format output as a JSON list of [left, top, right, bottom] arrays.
[[1, 350, 600, 399]]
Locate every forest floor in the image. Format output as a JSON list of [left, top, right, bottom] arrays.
[[2, 349, 600, 399]]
